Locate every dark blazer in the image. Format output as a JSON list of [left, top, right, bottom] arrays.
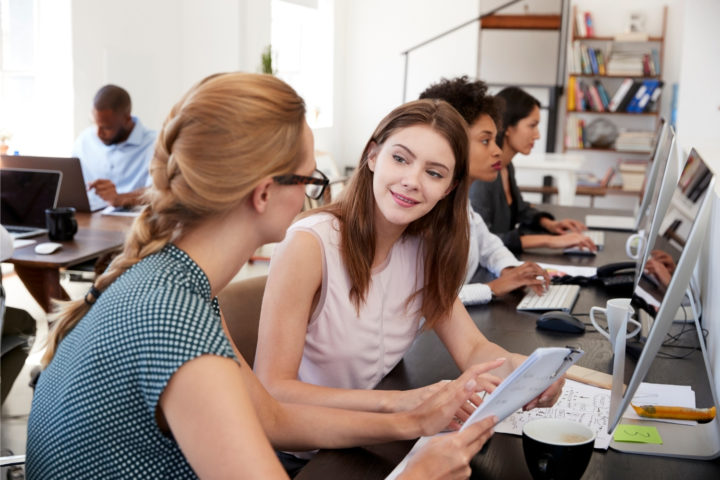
[[469, 162, 553, 253]]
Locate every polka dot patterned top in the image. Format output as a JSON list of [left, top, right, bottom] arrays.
[[27, 244, 237, 479]]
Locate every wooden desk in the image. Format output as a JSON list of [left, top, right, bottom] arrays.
[[296, 205, 720, 479], [7, 212, 130, 312]]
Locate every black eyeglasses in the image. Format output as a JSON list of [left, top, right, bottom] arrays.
[[273, 168, 329, 200]]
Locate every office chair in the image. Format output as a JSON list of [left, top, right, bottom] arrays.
[[0, 283, 29, 477], [217, 275, 267, 368]]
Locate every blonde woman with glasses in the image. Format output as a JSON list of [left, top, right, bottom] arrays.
[[27, 73, 501, 480]]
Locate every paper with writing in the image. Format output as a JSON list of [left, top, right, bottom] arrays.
[[459, 347, 584, 431]]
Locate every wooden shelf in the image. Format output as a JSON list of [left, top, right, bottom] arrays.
[[569, 73, 661, 79], [572, 35, 663, 42], [480, 14, 561, 30], [518, 185, 642, 199], [567, 110, 659, 116], [565, 147, 653, 154]]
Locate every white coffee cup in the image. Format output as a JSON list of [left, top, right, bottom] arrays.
[[625, 231, 645, 260], [590, 298, 641, 349]]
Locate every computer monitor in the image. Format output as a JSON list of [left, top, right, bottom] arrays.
[[635, 120, 672, 232], [608, 148, 719, 458], [626, 126, 680, 289], [0, 155, 105, 212]]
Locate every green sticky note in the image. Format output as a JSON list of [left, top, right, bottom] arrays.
[[613, 424, 663, 444]]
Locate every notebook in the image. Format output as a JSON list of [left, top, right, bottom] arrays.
[[1, 168, 62, 239], [0, 155, 105, 212]]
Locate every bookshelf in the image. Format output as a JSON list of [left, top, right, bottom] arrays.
[[563, 5, 667, 171]]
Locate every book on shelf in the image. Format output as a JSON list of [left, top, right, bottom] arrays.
[[575, 80, 586, 111], [567, 76, 576, 111], [588, 83, 605, 112], [584, 12, 595, 37], [608, 78, 634, 112], [588, 47, 599, 74], [594, 80, 611, 109], [615, 130, 655, 153], [595, 49, 606, 75], [619, 160, 648, 192], [575, 10, 587, 37], [651, 49, 661, 75]]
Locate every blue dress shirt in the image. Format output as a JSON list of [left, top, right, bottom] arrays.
[[72, 116, 157, 208]]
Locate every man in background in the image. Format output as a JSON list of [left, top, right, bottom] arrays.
[[72, 85, 156, 207]]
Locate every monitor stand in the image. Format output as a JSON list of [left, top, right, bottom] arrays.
[[610, 288, 720, 459]]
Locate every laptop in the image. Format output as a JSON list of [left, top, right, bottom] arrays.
[[586, 119, 669, 232], [1, 168, 63, 239], [0, 155, 105, 212]]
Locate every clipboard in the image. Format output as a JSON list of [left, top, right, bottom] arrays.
[[460, 347, 584, 430]]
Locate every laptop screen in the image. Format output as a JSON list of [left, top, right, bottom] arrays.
[[1, 168, 62, 228]]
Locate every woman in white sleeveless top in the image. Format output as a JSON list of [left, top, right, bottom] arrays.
[[255, 100, 565, 467]]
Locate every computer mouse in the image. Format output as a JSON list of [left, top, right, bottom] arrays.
[[536, 311, 586, 334], [34, 242, 63, 255]]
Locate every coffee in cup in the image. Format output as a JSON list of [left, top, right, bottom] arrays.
[[45, 207, 77, 241], [522, 418, 595, 480]]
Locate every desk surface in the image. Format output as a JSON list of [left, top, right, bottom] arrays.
[[9, 213, 129, 268], [296, 205, 720, 479]]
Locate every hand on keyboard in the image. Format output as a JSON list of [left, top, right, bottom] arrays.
[[517, 285, 581, 312], [548, 232, 597, 253], [488, 262, 549, 297]]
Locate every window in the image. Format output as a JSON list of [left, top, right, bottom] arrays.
[[271, 0, 333, 128], [0, 0, 72, 156]]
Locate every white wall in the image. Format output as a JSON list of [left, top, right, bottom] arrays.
[[71, 0, 269, 139], [334, 0, 479, 167]]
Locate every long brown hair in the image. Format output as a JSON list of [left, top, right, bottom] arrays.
[[315, 99, 470, 329], [42, 73, 306, 366]]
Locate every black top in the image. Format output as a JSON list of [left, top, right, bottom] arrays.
[[469, 162, 553, 253]]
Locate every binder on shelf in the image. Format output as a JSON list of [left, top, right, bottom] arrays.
[[634, 80, 661, 112], [617, 80, 643, 112], [608, 78, 634, 112], [644, 82, 663, 112]]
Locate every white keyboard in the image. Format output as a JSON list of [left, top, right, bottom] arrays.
[[563, 230, 605, 255], [584, 230, 605, 248], [517, 284, 580, 312]]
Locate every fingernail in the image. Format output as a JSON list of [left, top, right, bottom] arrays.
[[540, 396, 549, 403], [496, 357, 506, 363], [465, 379, 477, 391]]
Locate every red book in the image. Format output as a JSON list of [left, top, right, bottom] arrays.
[[584, 12, 595, 37]]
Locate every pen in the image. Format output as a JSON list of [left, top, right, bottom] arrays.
[[630, 403, 716, 422]]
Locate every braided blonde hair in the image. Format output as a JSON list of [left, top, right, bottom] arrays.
[[42, 73, 306, 366]]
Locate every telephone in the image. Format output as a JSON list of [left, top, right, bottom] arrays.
[[596, 261, 636, 295]]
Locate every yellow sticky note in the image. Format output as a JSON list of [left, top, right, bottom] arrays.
[[613, 424, 663, 444]]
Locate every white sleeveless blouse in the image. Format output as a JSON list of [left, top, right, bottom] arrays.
[[285, 213, 425, 390]]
